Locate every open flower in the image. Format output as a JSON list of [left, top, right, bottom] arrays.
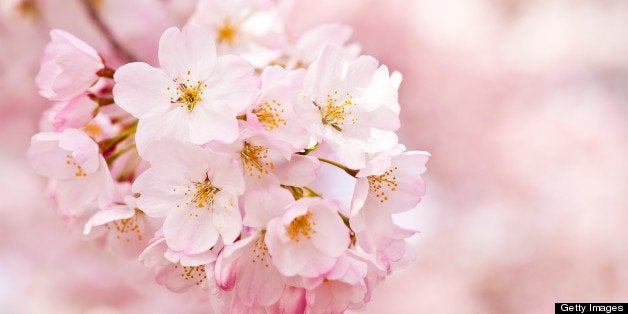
[[265, 197, 350, 277], [349, 151, 428, 269], [113, 25, 259, 154], [27, 128, 114, 218], [36, 29, 104, 101], [140, 238, 216, 293], [303, 254, 369, 314], [83, 189, 154, 259], [352, 150, 430, 215], [189, 0, 286, 68], [245, 65, 311, 151], [132, 139, 244, 259], [285, 23, 359, 69], [295, 43, 402, 169], [213, 186, 294, 310], [208, 128, 320, 191]]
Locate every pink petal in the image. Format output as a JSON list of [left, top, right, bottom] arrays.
[[158, 26, 217, 79], [113, 62, 172, 118], [212, 191, 242, 245], [243, 186, 293, 229], [163, 203, 220, 255]]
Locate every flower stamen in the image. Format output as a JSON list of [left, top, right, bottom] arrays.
[[314, 91, 357, 131], [253, 99, 286, 131], [169, 70, 207, 111], [241, 142, 274, 179], [286, 212, 316, 242], [367, 166, 399, 203]]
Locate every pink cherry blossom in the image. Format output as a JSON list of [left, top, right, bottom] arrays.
[[295, 43, 401, 169], [286, 23, 359, 69], [27, 128, 114, 218], [212, 186, 295, 310], [208, 127, 320, 190], [132, 138, 244, 260], [350, 202, 417, 271], [245, 65, 312, 151], [352, 150, 430, 215], [140, 238, 215, 293], [113, 25, 259, 153], [303, 254, 369, 313], [265, 197, 350, 277], [189, 0, 286, 68], [49, 93, 98, 132], [83, 188, 155, 259], [36, 29, 104, 101]]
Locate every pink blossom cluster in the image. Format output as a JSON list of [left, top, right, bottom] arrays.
[[27, 1, 429, 312]]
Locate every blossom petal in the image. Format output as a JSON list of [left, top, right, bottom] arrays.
[[113, 62, 172, 118], [163, 203, 220, 255]]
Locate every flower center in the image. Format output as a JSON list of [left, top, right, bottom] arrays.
[[241, 142, 274, 179], [286, 212, 316, 243], [253, 99, 286, 131], [251, 233, 271, 267], [182, 178, 220, 211], [106, 209, 144, 242], [217, 18, 238, 46], [65, 153, 87, 177], [367, 166, 399, 203], [315, 91, 357, 131], [169, 70, 207, 111], [173, 264, 208, 287]]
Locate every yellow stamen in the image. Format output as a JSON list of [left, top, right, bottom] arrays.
[[253, 99, 286, 131], [169, 70, 207, 111], [367, 166, 399, 203], [286, 212, 316, 242], [217, 18, 238, 45], [315, 91, 357, 131], [241, 142, 274, 179]]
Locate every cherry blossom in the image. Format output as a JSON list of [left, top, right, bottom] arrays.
[[212, 186, 294, 310], [27, 7, 430, 312], [265, 197, 350, 277], [189, 0, 286, 68], [295, 43, 401, 169], [245, 65, 311, 151], [303, 254, 369, 314], [132, 139, 243, 260], [28, 128, 114, 218], [352, 150, 430, 215], [113, 25, 259, 153], [208, 128, 320, 190], [285, 23, 359, 69], [36, 29, 105, 101], [140, 237, 215, 293], [83, 184, 154, 259]]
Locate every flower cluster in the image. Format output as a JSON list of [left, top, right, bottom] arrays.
[[28, 1, 429, 312]]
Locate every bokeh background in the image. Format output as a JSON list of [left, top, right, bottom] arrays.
[[1, 0, 627, 313]]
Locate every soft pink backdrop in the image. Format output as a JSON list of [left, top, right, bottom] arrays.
[[1, 0, 626, 313]]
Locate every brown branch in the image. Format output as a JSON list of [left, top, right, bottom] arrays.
[[81, 0, 137, 62]]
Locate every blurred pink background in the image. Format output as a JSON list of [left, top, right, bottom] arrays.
[[1, 0, 627, 313]]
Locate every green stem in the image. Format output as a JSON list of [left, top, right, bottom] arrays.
[[281, 185, 304, 200], [303, 186, 322, 197], [100, 121, 137, 152], [106, 144, 136, 163], [318, 158, 358, 177], [299, 142, 318, 155]]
